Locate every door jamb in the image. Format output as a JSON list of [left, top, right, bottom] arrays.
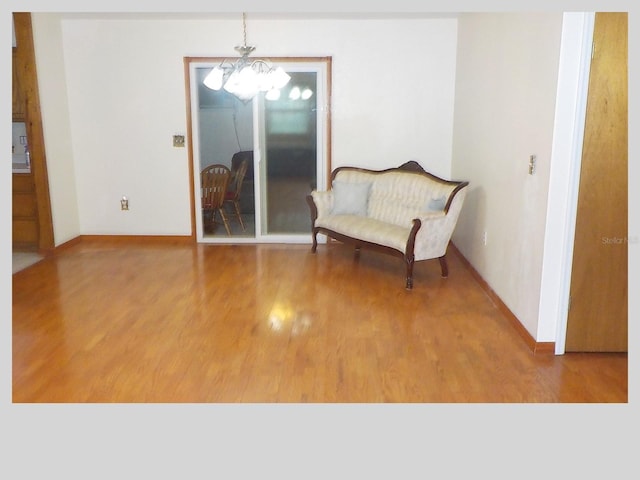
[[538, 12, 594, 354]]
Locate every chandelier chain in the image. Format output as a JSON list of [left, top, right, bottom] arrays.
[[202, 12, 291, 101], [242, 12, 248, 47]]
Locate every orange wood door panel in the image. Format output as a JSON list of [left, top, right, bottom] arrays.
[[566, 13, 628, 352]]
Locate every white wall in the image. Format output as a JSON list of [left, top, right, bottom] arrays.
[[451, 13, 563, 339], [31, 14, 80, 245], [33, 14, 458, 239]]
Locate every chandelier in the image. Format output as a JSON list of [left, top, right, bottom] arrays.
[[203, 13, 291, 101]]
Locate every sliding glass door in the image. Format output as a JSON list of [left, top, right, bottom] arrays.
[[259, 69, 320, 236], [188, 58, 330, 243]]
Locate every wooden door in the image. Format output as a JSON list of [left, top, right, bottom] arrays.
[[565, 13, 627, 352], [13, 13, 54, 252]]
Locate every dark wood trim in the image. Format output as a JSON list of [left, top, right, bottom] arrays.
[[13, 13, 54, 251], [330, 163, 469, 214], [449, 243, 555, 355], [444, 182, 470, 213], [438, 256, 448, 278], [306, 194, 318, 222], [403, 218, 422, 288]]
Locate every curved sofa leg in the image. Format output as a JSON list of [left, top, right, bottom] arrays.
[[311, 229, 318, 253], [439, 256, 448, 278], [405, 255, 414, 290]]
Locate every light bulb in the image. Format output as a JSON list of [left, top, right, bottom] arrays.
[[289, 86, 301, 100], [203, 67, 224, 90]]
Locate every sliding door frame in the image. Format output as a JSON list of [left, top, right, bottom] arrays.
[[183, 56, 332, 244]]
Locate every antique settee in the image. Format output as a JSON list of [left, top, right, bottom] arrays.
[[306, 161, 469, 289]]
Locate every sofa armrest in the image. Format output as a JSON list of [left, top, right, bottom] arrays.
[[310, 190, 334, 219], [413, 212, 453, 261]]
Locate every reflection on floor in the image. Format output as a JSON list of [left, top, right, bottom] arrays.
[[204, 176, 313, 238]]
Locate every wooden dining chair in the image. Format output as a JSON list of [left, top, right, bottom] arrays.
[[201, 164, 231, 235], [224, 158, 249, 231]]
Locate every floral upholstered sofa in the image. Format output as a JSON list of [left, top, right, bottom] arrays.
[[306, 161, 469, 289]]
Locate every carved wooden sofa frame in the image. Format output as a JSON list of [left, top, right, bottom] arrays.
[[306, 161, 469, 289]]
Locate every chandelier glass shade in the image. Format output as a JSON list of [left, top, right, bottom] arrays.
[[203, 13, 291, 101]]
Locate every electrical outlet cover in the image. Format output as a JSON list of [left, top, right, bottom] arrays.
[[173, 135, 185, 147]]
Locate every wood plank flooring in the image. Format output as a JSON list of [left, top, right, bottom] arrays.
[[12, 238, 627, 402]]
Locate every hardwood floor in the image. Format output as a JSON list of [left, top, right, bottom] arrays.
[[11, 237, 627, 402]]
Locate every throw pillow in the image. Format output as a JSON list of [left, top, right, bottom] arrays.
[[331, 180, 371, 216], [427, 195, 447, 211]]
